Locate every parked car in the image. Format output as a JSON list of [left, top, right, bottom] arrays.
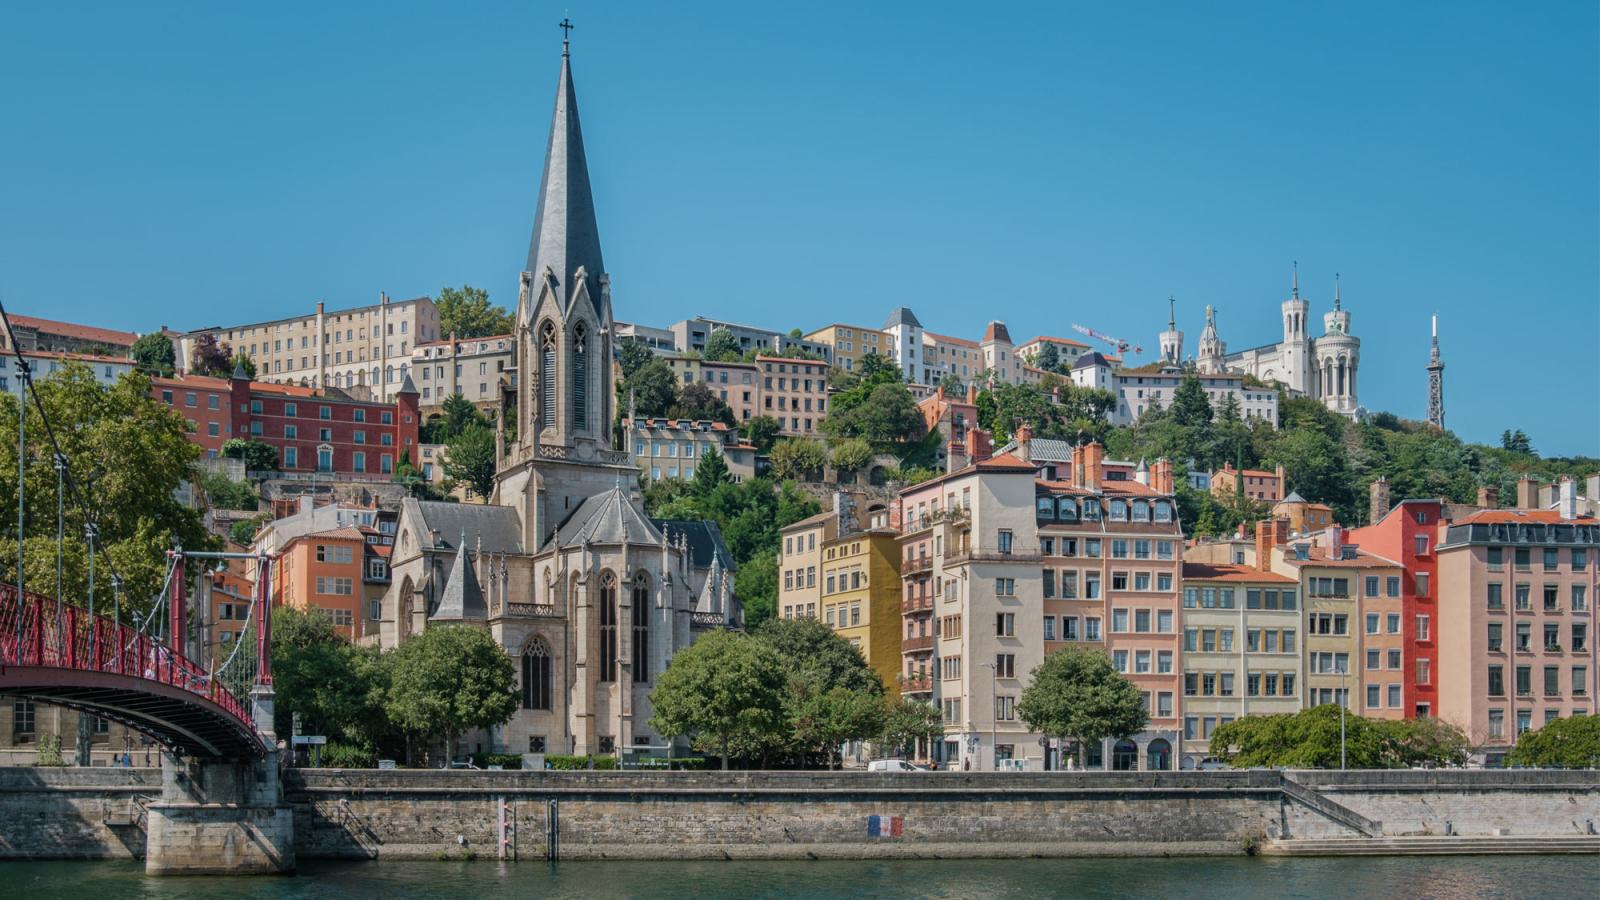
[[867, 759, 927, 772], [447, 759, 480, 770]]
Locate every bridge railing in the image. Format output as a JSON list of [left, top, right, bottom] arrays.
[[0, 585, 253, 727]]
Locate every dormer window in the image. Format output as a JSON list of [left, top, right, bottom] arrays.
[[1057, 498, 1079, 522], [1108, 499, 1128, 522]]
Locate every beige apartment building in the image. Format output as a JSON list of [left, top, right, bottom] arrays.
[[758, 356, 828, 436], [698, 360, 762, 423], [779, 511, 838, 620], [805, 323, 890, 373], [1437, 506, 1599, 762], [1179, 560, 1302, 767], [626, 417, 757, 483], [411, 333, 514, 410], [179, 294, 440, 400]]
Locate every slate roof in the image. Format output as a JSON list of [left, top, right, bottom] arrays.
[[404, 498, 524, 554], [544, 485, 663, 551], [655, 518, 737, 572], [884, 307, 922, 329], [1074, 352, 1110, 370], [430, 540, 486, 621], [525, 46, 606, 319]]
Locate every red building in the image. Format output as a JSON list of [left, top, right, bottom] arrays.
[[1348, 499, 1443, 718], [153, 369, 420, 476]]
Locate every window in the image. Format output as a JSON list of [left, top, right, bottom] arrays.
[[1575, 666, 1589, 696], [995, 696, 1016, 722], [1574, 623, 1589, 653], [1488, 665, 1506, 696], [1367, 684, 1381, 708], [1112, 609, 1129, 633], [1516, 665, 1532, 697], [995, 653, 1016, 679], [521, 640, 552, 710], [1157, 609, 1173, 633], [1488, 622, 1503, 652], [314, 576, 353, 595], [1416, 658, 1430, 685], [1414, 535, 1428, 556], [12, 699, 35, 736], [1544, 665, 1560, 697], [1487, 582, 1504, 610], [1515, 622, 1531, 652], [995, 612, 1015, 637], [1085, 617, 1101, 640], [1043, 615, 1056, 641], [997, 529, 1013, 554], [1366, 613, 1379, 634], [1415, 614, 1430, 641], [1157, 650, 1173, 674], [994, 577, 1016, 597], [1387, 613, 1400, 634], [599, 574, 618, 682], [1574, 585, 1589, 612], [1415, 572, 1429, 597], [1113, 650, 1129, 672]]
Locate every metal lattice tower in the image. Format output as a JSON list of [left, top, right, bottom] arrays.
[[1427, 314, 1445, 429]]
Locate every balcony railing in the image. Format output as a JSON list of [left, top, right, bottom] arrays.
[[901, 675, 933, 693], [900, 594, 933, 614], [503, 602, 561, 618], [902, 634, 934, 653], [901, 506, 970, 534], [944, 548, 1043, 566], [901, 557, 933, 575], [691, 611, 730, 629]]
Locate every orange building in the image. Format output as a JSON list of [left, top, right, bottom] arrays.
[[203, 547, 257, 669], [1211, 463, 1286, 504], [272, 527, 370, 640]]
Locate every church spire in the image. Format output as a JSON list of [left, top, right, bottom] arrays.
[[1167, 296, 1176, 331], [1292, 260, 1299, 299], [526, 19, 607, 319], [1334, 272, 1342, 311]]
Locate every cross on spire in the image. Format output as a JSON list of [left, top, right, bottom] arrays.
[[1292, 260, 1299, 299], [560, 16, 574, 54]]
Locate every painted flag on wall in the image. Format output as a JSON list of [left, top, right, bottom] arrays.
[[867, 815, 904, 837]]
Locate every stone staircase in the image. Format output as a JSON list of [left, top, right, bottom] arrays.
[[1280, 777, 1383, 838], [1269, 835, 1600, 856]]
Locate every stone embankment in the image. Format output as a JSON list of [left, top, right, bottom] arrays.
[[1, 767, 1596, 862]]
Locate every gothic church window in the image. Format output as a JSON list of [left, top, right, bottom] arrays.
[[572, 323, 588, 430], [540, 321, 557, 429], [632, 573, 650, 683], [521, 638, 552, 710], [600, 572, 618, 682]]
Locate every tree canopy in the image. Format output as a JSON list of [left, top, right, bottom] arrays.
[[649, 629, 787, 769], [441, 424, 496, 500], [189, 333, 233, 377], [435, 285, 513, 339], [1209, 705, 1469, 769], [130, 333, 176, 378], [1505, 715, 1600, 768], [386, 624, 519, 764], [1016, 647, 1147, 760], [703, 328, 744, 362]]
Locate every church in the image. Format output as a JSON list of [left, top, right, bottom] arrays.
[[379, 33, 737, 760], [1164, 266, 1362, 419]]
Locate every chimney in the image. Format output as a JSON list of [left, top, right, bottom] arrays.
[[1588, 474, 1600, 508], [1252, 519, 1288, 573], [1327, 525, 1343, 560], [1476, 485, 1500, 509], [1135, 458, 1150, 486], [946, 439, 968, 474], [1151, 458, 1174, 495], [966, 384, 978, 404], [965, 428, 991, 465], [1516, 475, 1538, 510], [1369, 476, 1391, 524], [1559, 477, 1578, 520], [316, 301, 325, 315], [1539, 483, 1558, 508], [1014, 423, 1034, 462], [936, 385, 945, 401], [833, 492, 856, 535], [1083, 441, 1104, 492]]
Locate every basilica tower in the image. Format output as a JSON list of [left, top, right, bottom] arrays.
[[1158, 297, 1184, 365], [1279, 262, 1311, 394]]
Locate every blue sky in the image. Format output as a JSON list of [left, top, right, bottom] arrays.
[[1, 2, 1595, 455]]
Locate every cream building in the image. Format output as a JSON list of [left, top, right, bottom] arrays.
[[779, 510, 836, 620], [412, 333, 514, 410], [805, 323, 890, 373]]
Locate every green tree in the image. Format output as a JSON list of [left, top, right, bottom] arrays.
[[829, 438, 874, 474], [790, 682, 885, 769], [229, 350, 257, 379], [768, 437, 829, 481], [130, 333, 176, 378], [703, 328, 744, 362], [822, 382, 923, 447], [619, 358, 677, 418], [440, 392, 488, 440], [614, 341, 656, 380], [1265, 428, 1354, 519], [394, 450, 449, 501], [199, 471, 258, 511], [1500, 429, 1534, 456], [441, 424, 496, 501], [649, 629, 787, 769], [755, 616, 885, 767], [1017, 647, 1147, 767], [1034, 342, 1060, 372], [693, 447, 731, 494], [270, 607, 391, 749], [1506, 714, 1600, 768], [669, 382, 736, 425], [435, 285, 513, 338], [385, 625, 518, 765], [222, 438, 279, 472], [740, 415, 782, 453], [937, 371, 966, 396], [1209, 705, 1468, 769], [1169, 375, 1215, 429], [877, 696, 944, 759], [229, 513, 270, 546], [0, 365, 211, 610], [756, 616, 885, 696], [733, 547, 778, 629]]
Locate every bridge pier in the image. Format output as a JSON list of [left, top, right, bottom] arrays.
[[144, 747, 295, 875]]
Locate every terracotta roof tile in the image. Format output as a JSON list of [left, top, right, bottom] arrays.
[[9, 315, 138, 347], [1182, 562, 1296, 584]]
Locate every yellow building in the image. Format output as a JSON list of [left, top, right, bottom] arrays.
[[821, 528, 903, 695], [779, 511, 836, 620], [805, 323, 890, 373]]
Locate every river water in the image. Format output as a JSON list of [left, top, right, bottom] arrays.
[[7, 856, 1598, 899]]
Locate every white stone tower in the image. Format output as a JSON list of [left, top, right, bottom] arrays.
[[1196, 304, 1226, 374], [1314, 273, 1361, 418], [1280, 261, 1311, 395], [1158, 296, 1184, 365]]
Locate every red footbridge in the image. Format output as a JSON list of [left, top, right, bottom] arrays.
[[0, 566, 269, 759]]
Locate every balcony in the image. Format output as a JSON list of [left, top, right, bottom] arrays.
[[901, 505, 971, 536], [901, 557, 933, 576], [902, 634, 934, 653], [944, 548, 1043, 566], [502, 602, 562, 619], [901, 594, 933, 614], [901, 675, 933, 694]]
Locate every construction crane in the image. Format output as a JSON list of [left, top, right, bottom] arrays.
[[1071, 323, 1142, 357]]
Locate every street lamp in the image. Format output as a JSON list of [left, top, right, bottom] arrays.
[[981, 661, 998, 771], [1339, 662, 1348, 770]]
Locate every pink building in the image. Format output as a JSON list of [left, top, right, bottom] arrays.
[[697, 359, 762, 423], [1436, 508, 1599, 763]]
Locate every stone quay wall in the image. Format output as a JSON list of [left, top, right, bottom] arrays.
[[2, 768, 1598, 861]]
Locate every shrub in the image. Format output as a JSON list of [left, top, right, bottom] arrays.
[[320, 742, 376, 769], [36, 733, 66, 766], [544, 754, 618, 770], [480, 753, 524, 770]]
